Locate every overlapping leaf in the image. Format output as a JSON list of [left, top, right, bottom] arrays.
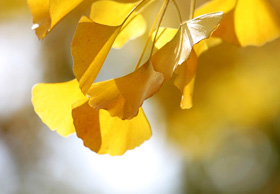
[[73, 99, 151, 156], [32, 79, 86, 137], [152, 12, 224, 81], [32, 79, 151, 155], [88, 61, 164, 120], [174, 51, 198, 109], [28, 0, 83, 39], [72, 0, 147, 94], [90, 0, 147, 48], [152, 12, 223, 109]]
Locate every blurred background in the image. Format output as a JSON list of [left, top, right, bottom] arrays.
[[1, 0, 280, 193]]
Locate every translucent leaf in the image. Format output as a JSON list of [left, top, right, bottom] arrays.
[[88, 61, 164, 120], [154, 27, 177, 49], [174, 51, 198, 109], [72, 2, 147, 93], [72, 100, 151, 156], [32, 79, 86, 137], [113, 14, 146, 48], [28, 0, 83, 39], [90, 1, 138, 26], [153, 27, 222, 56], [71, 16, 121, 94], [152, 12, 224, 80], [90, 0, 147, 48], [151, 15, 223, 109]]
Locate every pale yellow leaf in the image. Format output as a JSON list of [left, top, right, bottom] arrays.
[[152, 12, 223, 80]]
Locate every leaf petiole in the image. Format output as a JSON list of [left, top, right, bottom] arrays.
[[189, 0, 196, 20]]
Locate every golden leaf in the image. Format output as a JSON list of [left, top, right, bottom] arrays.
[[72, 1, 147, 94], [88, 61, 164, 120], [152, 12, 224, 80], [72, 99, 151, 156], [72, 16, 121, 94], [28, 0, 83, 39], [196, 0, 280, 46], [32, 79, 151, 155], [32, 79, 86, 137]]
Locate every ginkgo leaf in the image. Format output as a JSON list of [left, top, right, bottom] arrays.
[[88, 61, 164, 120], [113, 14, 146, 48], [235, 0, 280, 46], [71, 16, 121, 94], [196, 0, 280, 46], [152, 12, 224, 80], [174, 50, 198, 109], [174, 38, 222, 109], [72, 99, 151, 156], [153, 27, 222, 56], [72, 2, 147, 94], [193, 37, 222, 57], [89, 0, 147, 48], [152, 20, 223, 109], [154, 27, 177, 49], [32, 79, 86, 137], [90, 0, 139, 26], [28, 0, 83, 39]]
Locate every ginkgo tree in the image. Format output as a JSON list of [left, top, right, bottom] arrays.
[[29, 0, 280, 156]]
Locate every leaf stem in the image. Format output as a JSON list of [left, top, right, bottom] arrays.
[[149, 0, 170, 58], [171, 0, 182, 23], [189, 0, 196, 20], [135, 0, 169, 70], [121, 0, 154, 31], [122, 0, 153, 27]]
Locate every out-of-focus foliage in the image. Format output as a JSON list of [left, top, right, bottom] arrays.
[[195, 0, 280, 46], [156, 38, 280, 158], [153, 3, 280, 192]]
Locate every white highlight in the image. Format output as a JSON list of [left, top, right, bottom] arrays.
[[31, 23, 39, 30]]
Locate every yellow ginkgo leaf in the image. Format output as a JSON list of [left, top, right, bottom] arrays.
[[88, 61, 164, 120], [113, 14, 146, 48], [72, 2, 147, 94], [174, 50, 198, 109], [152, 12, 224, 80], [154, 27, 177, 50], [72, 99, 151, 156], [196, 0, 280, 46], [173, 38, 222, 109], [89, 0, 147, 48], [153, 27, 222, 56], [71, 16, 121, 94], [152, 22, 223, 109], [235, 0, 280, 46], [32, 79, 86, 137], [193, 37, 222, 57], [90, 0, 139, 26], [28, 0, 83, 39]]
